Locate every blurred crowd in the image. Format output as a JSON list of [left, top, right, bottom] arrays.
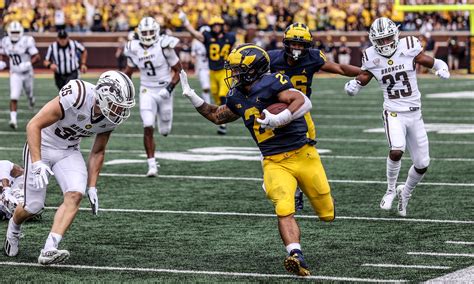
[[1, 0, 471, 33]]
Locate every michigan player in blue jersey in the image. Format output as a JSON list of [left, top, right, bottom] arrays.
[[269, 23, 360, 210], [179, 44, 335, 276]]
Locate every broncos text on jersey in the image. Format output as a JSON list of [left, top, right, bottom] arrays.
[[226, 73, 310, 156], [41, 80, 118, 149], [362, 36, 423, 112], [268, 49, 326, 98]]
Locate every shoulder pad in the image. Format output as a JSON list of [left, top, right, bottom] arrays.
[[160, 35, 180, 49], [59, 79, 88, 111], [361, 47, 377, 70], [402, 36, 423, 57], [309, 48, 327, 62]]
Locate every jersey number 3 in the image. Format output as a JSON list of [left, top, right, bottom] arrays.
[[382, 71, 412, 99]]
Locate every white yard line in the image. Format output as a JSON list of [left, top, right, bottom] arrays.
[[407, 252, 474, 258], [362, 264, 451, 270], [424, 265, 474, 283], [43, 207, 474, 225], [0, 262, 407, 282], [445, 241, 474, 245], [98, 173, 474, 187]]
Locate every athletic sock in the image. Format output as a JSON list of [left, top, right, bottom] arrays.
[[43, 232, 62, 251], [403, 165, 425, 198], [386, 157, 401, 192], [10, 111, 17, 123], [286, 243, 301, 254], [147, 158, 156, 169], [8, 218, 21, 234]]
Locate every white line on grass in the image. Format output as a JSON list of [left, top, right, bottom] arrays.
[[99, 173, 474, 187], [445, 241, 474, 245], [0, 262, 407, 282], [43, 207, 474, 224], [407, 252, 474, 258], [362, 264, 451, 270]]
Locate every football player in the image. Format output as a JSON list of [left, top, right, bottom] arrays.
[[180, 44, 335, 276], [3, 71, 136, 265], [180, 12, 236, 135], [191, 26, 211, 104], [124, 17, 181, 177], [0, 160, 24, 221], [0, 21, 41, 130], [345, 17, 450, 216], [268, 23, 360, 210]]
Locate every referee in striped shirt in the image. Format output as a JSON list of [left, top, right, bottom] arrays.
[[43, 30, 88, 90]]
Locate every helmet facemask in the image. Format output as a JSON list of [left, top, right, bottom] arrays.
[[7, 22, 24, 43], [369, 18, 400, 57], [283, 39, 312, 61], [138, 17, 160, 46], [95, 75, 135, 125]]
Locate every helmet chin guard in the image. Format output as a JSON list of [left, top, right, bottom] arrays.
[[369, 17, 400, 57]]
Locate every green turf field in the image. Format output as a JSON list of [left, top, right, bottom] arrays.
[[0, 76, 472, 282]]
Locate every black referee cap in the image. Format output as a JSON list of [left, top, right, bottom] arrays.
[[57, 30, 68, 39]]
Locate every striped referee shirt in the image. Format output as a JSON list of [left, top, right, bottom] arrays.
[[45, 40, 85, 74]]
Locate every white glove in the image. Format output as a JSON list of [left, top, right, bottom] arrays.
[[18, 61, 32, 72], [0, 61, 6, 70], [179, 70, 204, 107], [344, 79, 362, 96], [1, 187, 18, 214], [158, 88, 171, 99], [256, 109, 292, 130], [435, 69, 450, 79], [31, 161, 54, 189], [178, 11, 190, 26], [87, 187, 99, 215]]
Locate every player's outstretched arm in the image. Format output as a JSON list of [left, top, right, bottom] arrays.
[[415, 52, 450, 79], [345, 70, 373, 96], [179, 11, 204, 42], [320, 61, 361, 77], [179, 70, 239, 124]]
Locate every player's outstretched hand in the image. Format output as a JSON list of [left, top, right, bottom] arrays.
[[31, 161, 54, 189], [178, 11, 189, 26], [435, 69, 450, 79], [87, 187, 99, 216], [179, 70, 204, 107], [344, 79, 362, 96]]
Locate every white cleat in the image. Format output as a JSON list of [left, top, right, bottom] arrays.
[[38, 249, 70, 265], [4, 220, 21, 257], [380, 189, 397, 210], [8, 120, 17, 130], [146, 167, 158, 177], [396, 184, 410, 217]]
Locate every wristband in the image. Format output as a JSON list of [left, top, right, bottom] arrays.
[[166, 83, 176, 93]]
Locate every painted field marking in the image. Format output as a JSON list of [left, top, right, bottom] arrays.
[[407, 252, 474, 258], [362, 263, 451, 270], [445, 241, 474, 245], [43, 207, 474, 225], [0, 262, 407, 282]]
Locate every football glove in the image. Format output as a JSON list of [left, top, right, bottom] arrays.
[[0, 61, 6, 70], [178, 11, 190, 26], [18, 61, 32, 73], [435, 69, 450, 79], [433, 58, 450, 79], [179, 70, 204, 107], [87, 187, 99, 216], [344, 79, 363, 96], [256, 109, 292, 130], [31, 161, 54, 189], [158, 88, 171, 99]]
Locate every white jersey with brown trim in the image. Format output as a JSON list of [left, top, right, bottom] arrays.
[[361, 36, 423, 112], [0, 36, 38, 74], [41, 80, 118, 150]]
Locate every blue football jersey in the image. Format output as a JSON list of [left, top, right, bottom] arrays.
[[268, 49, 326, 98], [226, 73, 310, 156]]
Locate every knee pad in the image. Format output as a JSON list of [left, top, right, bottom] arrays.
[[24, 201, 44, 215], [415, 157, 430, 170]]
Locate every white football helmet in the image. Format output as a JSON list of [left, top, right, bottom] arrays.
[[369, 17, 400, 57], [95, 71, 136, 125], [137, 17, 160, 46], [7, 21, 24, 43]]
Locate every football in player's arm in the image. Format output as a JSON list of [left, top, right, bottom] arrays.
[[344, 17, 450, 217], [180, 44, 335, 277], [4, 71, 135, 265]]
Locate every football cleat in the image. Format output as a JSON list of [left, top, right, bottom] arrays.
[[4, 220, 21, 257], [8, 120, 17, 130], [38, 249, 70, 265], [217, 124, 227, 135], [146, 167, 158, 177], [295, 188, 304, 211], [396, 184, 410, 217], [284, 249, 311, 276], [28, 96, 35, 109], [380, 189, 397, 210]]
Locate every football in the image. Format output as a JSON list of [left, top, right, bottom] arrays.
[[260, 103, 289, 119]]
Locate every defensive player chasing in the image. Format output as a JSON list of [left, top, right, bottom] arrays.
[[3, 71, 135, 265], [269, 22, 360, 210], [124, 17, 181, 177], [345, 17, 450, 216], [0, 21, 40, 129], [180, 44, 335, 276]]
